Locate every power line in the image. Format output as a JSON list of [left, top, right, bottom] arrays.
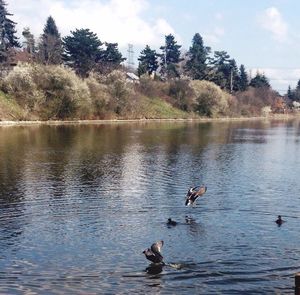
[[247, 66, 300, 70]]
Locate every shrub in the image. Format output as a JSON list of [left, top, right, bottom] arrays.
[[101, 70, 134, 115], [31, 64, 91, 119], [234, 87, 278, 116], [189, 80, 231, 117], [137, 75, 169, 99], [1, 63, 43, 110], [1, 63, 91, 119], [85, 75, 111, 118], [168, 79, 194, 111]]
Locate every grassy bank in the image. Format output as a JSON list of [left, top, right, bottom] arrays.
[[0, 63, 287, 122]]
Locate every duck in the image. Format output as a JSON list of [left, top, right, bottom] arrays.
[[143, 240, 164, 264], [275, 215, 284, 226], [185, 185, 207, 206], [167, 218, 177, 226]]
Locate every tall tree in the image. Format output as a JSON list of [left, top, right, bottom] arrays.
[[160, 34, 182, 78], [137, 45, 158, 76], [238, 64, 248, 91], [228, 59, 240, 92], [63, 28, 102, 77], [184, 33, 210, 80], [249, 72, 270, 88], [287, 85, 293, 100], [0, 0, 20, 63], [97, 42, 125, 74], [292, 79, 300, 101], [208, 50, 231, 89], [22, 27, 35, 55], [38, 16, 63, 65]]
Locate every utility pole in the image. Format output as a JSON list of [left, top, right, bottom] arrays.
[[230, 68, 233, 93], [127, 44, 134, 71]]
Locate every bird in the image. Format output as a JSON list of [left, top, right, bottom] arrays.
[[185, 185, 207, 206], [275, 215, 284, 226], [143, 240, 164, 264], [167, 218, 177, 226]]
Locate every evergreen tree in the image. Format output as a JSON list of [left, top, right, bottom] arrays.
[[208, 51, 231, 89], [184, 33, 210, 80], [0, 0, 20, 63], [292, 79, 300, 101], [22, 27, 35, 55], [97, 42, 125, 74], [160, 34, 182, 78], [249, 72, 270, 88], [137, 45, 158, 76], [63, 28, 102, 77], [228, 59, 239, 92], [238, 64, 248, 91], [296, 79, 300, 91], [287, 85, 293, 100], [38, 16, 63, 65]]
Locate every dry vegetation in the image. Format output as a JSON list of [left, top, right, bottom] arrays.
[[0, 63, 283, 121]]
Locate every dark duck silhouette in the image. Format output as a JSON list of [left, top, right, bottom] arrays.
[[185, 185, 207, 206], [275, 215, 284, 226], [143, 240, 164, 264], [167, 218, 177, 226]]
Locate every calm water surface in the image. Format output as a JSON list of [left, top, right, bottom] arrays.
[[0, 120, 300, 294]]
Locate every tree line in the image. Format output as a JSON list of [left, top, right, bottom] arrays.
[[0, 1, 276, 92], [1, 0, 300, 121]]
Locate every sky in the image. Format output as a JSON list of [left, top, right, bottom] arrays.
[[8, 0, 300, 94]]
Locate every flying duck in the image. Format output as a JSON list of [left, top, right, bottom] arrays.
[[143, 240, 164, 264], [185, 185, 207, 206], [167, 218, 177, 226]]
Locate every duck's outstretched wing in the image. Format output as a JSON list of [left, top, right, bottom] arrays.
[[151, 240, 164, 254], [197, 185, 207, 196]]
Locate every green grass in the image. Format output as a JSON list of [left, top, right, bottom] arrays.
[[138, 96, 191, 119]]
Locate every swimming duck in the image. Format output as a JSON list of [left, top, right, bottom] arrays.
[[167, 218, 177, 226], [275, 215, 284, 226], [185, 185, 207, 206], [143, 240, 164, 264]]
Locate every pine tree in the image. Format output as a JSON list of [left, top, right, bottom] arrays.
[[63, 28, 102, 77], [160, 34, 182, 78], [238, 64, 248, 91], [228, 59, 239, 92], [249, 72, 270, 88], [137, 45, 158, 76], [97, 42, 125, 74], [287, 85, 293, 100], [293, 79, 300, 101], [184, 33, 210, 80], [0, 0, 20, 63], [208, 50, 231, 89], [38, 16, 63, 65]]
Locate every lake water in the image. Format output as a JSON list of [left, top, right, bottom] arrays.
[[0, 120, 300, 294]]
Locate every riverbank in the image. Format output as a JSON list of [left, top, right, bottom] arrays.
[[0, 113, 299, 126]]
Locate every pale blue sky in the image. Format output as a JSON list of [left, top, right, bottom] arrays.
[[9, 0, 300, 93]]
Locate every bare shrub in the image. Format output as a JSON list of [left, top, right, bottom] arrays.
[[100, 70, 135, 115], [137, 75, 169, 99], [189, 80, 231, 117], [234, 87, 278, 116], [85, 75, 111, 118], [31, 64, 91, 119], [1, 63, 43, 110], [168, 79, 194, 111]]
